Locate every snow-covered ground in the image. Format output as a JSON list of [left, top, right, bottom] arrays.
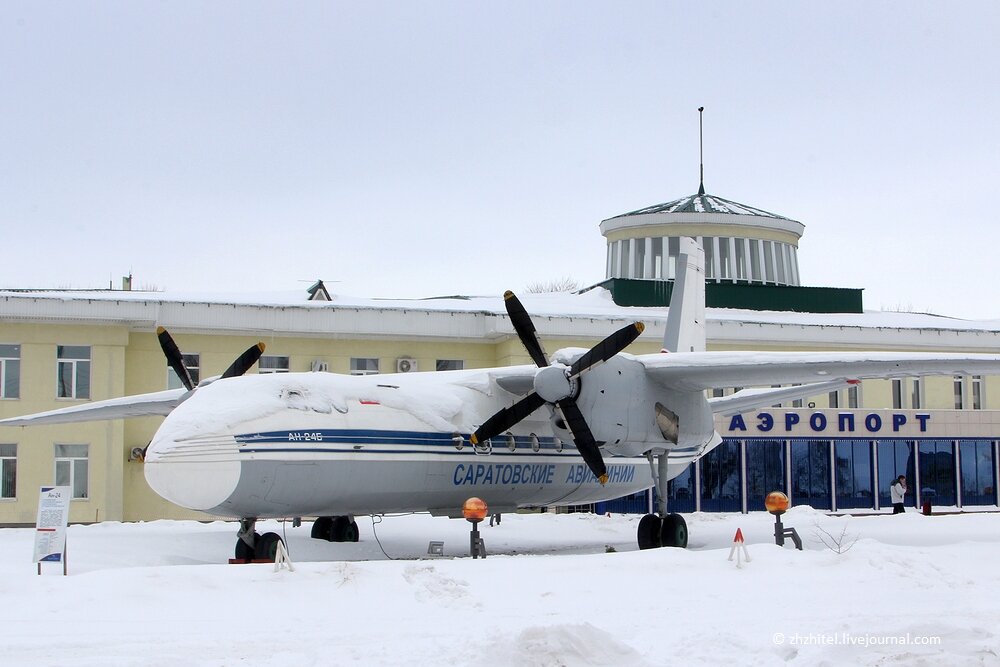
[[2, 507, 998, 666]]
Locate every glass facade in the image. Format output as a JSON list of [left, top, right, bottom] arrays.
[[604, 438, 997, 516]]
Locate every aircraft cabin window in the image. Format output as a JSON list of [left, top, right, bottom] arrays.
[[350, 358, 379, 376], [259, 356, 290, 374]]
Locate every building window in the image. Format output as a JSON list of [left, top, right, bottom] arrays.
[[651, 237, 663, 278], [972, 376, 983, 410], [918, 440, 956, 505], [892, 379, 904, 409], [835, 440, 874, 509], [436, 360, 464, 371], [718, 237, 732, 280], [57, 346, 90, 399], [54, 444, 88, 499], [828, 390, 840, 409], [877, 440, 914, 508], [167, 353, 200, 389], [911, 378, 923, 410], [703, 237, 716, 280], [350, 358, 379, 376], [847, 384, 861, 409], [259, 356, 290, 374], [0, 344, 20, 399], [960, 440, 996, 506], [954, 376, 965, 410], [762, 241, 775, 283], [791, 440, 831, 509], [0, 444, 15, 499], [663, 464, 695, 513], [635, 238, 646, 278], [699, 440, 742, 511], [735, 238, 748, 281], [749, 239, 762, 282], [745, 439, 786, 510]]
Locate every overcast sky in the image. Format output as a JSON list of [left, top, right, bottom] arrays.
[[2, 2, 999, 318]]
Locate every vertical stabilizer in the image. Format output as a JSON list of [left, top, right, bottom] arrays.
[[662, 237, 706, 353]]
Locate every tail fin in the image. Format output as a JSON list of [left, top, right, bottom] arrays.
[[662, 237, 706, 353]]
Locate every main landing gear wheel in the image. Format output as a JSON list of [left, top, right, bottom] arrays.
[[311, 516, 360, 542], [255, 532, 283, 561], [637, 514, 662, 550], [661, 513, 688, 548], [332, 516, 360, 543], [637, 513, 688, 549], [235, 531, 261, 560]]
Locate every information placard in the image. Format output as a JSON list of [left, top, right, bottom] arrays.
[[33, 486, 71, 565]]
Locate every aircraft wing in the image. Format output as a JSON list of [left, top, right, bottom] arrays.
[[637, 351, 1000, 392], [0, 388, 188, 426]]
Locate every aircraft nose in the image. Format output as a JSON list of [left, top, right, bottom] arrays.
[[143, 434, 242, 512]]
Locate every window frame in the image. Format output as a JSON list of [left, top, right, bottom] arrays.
[[0, 343, 20, 399], [0, 443, 16, 500], [54, 443, 89, 500], [56, 345, 91, 400], [350, 358, 379, 376], [259, 355, 290, 374]]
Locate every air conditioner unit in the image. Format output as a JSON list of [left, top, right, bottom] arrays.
[[396, 358, 418, 373], [311, 360, 329, 372]]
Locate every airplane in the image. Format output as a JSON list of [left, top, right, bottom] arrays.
[[6, 236, 1000, 559]]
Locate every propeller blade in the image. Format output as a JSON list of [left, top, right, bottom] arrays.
[[470, 392, 547, 446], [569, 322, 645, 378], [222, 342, 266, 379], [504, 291, 549, 368], [156, 327, 194, 391], [556, 399, 607, 484]]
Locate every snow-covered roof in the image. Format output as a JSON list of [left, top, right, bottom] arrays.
[[612, 192, 795, 221], [3, 286, 1000, 352]]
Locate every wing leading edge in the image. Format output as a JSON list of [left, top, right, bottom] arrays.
[[0, 388, 188, 426], [638, 350, 1000, 392]]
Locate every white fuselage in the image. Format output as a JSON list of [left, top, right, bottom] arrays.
[[143, 362, 719, 519]]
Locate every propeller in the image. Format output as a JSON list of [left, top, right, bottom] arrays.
[[471, 291, 644, 484], [156, 326, 265, 391]]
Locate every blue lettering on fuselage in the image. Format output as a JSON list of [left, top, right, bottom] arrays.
[[452, 463, 556, 486], [564, 464, 636, 485]]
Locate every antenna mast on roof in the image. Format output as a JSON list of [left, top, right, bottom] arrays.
[[698, 106, 705, 196]]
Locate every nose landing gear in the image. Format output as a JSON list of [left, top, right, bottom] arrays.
[[637, 512, 688, 549], [234, 518, 285, 561]]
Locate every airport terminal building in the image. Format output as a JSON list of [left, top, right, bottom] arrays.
[[2, 187, 999, 524]]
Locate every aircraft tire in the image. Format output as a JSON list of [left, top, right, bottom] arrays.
[[331, 516, 353, 542], [255, 532, 283, 561], [348, 520, 360, 543], [235, 531, 261, 560], [637, 514, 663, 550], [311, 517, 334, 541], [661, 513, 688, 548]]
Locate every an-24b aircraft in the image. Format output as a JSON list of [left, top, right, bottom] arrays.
[[5, 237, 1000, 559]]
